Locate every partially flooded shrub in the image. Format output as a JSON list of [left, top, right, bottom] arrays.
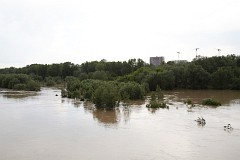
[[184, 98, 192, 105], [0, 74, 40, 91], [146, 86, 168, 109], [13, 84, 26, 90], [119, 82, 145, 100], [45, 77, 56, 86], [61, 89, 68, 98], [93, 83, 119, 108], [202, 98, 221, 106], [26, 80, 41, 91], [146, 101, 168, 109]]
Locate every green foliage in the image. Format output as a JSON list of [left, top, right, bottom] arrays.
[[185, 64, 210, 89], [26, 80, 40, 91], [170, 64, 187, 88], [146, 87, 168, 109], [93, 83, 119, 108], [0, 55, 240, 92], [90, 71, 108, 80], [13, 84, 26, 90], [158, 70, 175, 90], [63, 79, 146, 108], [119, 82, 145, 100], [231, 78, 240, 90], [202, 98, 221, 106], [194, 55, 238, 73], [211, 67, 233, 89], [45, 77, 56, 86], [95, 62, 105, 71], [146, 100, 168, 108], [184, 99, 192, 105], [156, 85, 163, 99], [146, 101, 168, 108], [78, 73, 88, 81], [61, 89, 68, 98], [0, 74, 40, 91]]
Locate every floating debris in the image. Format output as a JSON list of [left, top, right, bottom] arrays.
[[195, 117, 206, 125], [224, 124, 233, 130]]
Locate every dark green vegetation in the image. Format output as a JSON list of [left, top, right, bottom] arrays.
[[146, 85, 168, 109], [0, 74, 40, 91], [184, 99, 193, 105], [146, 101, 168, 109], [202, 98, 221, 106], [1, 55, 240, 107], [63, 79, 145, 108]]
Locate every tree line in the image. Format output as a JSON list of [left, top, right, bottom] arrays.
[[0, 59, 147, 80], [0, 74, 40, 91], [0, 55, 240, 94]]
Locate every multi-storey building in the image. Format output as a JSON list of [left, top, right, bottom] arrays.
[[150, 56, 165, 66]]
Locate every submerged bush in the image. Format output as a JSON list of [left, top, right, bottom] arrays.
[[63, 79, 146, 108], [184, 98, 193, 105], [93, 83, 119, 108], [61, 89, 68, 98], [146, 101, 168, 109], [13, 84, 26, 90], [202, 98, 221, 106], [25, 80, 41, 91], [146, 87, 168, 109]]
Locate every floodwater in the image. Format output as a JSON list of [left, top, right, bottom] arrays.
[[0, 88, 240, 160]]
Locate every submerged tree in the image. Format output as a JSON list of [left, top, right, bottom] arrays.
[[93, 83, 119, 108]]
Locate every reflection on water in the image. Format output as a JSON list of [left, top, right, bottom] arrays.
[[93, 108, 120, 125], [0, 90, 38, 99], [82, 101, 132, 126], [0, 88, 240, 160]]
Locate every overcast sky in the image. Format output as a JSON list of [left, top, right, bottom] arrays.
[[1, 0, 240, 68]]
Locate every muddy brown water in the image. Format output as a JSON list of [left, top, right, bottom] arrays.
[[0, 88, 240, 160]]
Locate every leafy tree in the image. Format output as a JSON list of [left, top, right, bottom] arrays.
[[47, 64, 62, 77], [91, 71, 109, 80], [119, 82, 145, 100], [171, 64, 187, 88], [231, 78, 240, 90], [0, 74, 40, 91], [158, 70, 175, 90], [62, 62, 75, 78], [185, 64, 210, 89], [45, 77, 56, 86], [78, 73, 88, 81], [211, 67, 234, 89], [93, 83, 119, 108]]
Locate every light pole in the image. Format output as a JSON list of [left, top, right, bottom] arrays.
[[217, 49, 221, 56], [177, 52, 180, 62], [195, 48, 199, 59]]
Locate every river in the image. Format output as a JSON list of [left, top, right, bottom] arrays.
[[0, 88, 240, 160]]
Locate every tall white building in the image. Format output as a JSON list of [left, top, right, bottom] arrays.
[[150, 56, 165, 66]]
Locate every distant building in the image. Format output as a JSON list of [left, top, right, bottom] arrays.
[[150, 56, 165, 66]]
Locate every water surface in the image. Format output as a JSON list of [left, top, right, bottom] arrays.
[[0, 88, 240, 160]]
